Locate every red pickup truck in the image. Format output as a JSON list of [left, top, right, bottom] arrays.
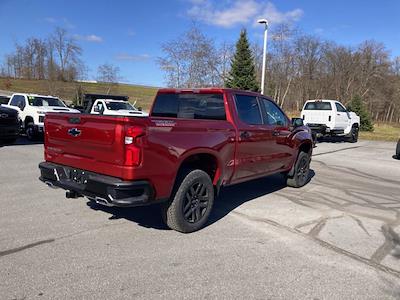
[[39, 88, 313, 232]]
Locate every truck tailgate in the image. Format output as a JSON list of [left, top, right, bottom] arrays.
[[44, 113, 146, 179], [303, 110, 333, 127]]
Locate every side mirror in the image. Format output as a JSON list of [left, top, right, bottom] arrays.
[[291, 117, 304, 128], [93, 105, 104, 114], [138, 107, 142, 111]]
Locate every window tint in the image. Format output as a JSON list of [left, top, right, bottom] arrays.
[[10, 96, 20, 106], [335, 103, 347, 112], [10, 95, 25, 110], [151, 93, 226, 120], [234, 95, 263, 125], [304, 102, 332, 110], [261, 99, 288, 126], [28, 96, 65, 107]]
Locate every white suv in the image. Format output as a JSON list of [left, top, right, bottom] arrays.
[[5, 93, 80, 140], [301, 100, 360, 143]]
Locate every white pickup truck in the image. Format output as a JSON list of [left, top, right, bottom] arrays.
[[301, 100, 360, 143], [5, 93, 80, 140], [90, 99, 148, 117]]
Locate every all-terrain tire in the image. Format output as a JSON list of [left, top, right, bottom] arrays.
[[287, 151, 311, 188], [161, 169, 214, 233], [26, 123, 37, 141], [348, 126, 359, 143]]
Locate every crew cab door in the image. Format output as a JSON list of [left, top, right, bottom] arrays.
[[259, 97, 294, 172], [334, 102, 350, 129], [231, 94, 276, 183], [8, 95, 27, 121]]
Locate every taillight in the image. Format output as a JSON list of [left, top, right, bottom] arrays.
[[124, 126, 145, 166]]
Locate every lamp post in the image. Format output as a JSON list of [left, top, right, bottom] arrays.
[[257, 19, 269, 95]]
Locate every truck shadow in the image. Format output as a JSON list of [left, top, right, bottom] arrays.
[[0, 136, 43, 147], [317, 136, 349, 143], [87, 170, 315, 232]]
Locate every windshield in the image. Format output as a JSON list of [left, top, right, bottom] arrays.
[[304, 101, 332, 110], [105, 101, 135, 111], [28, 96, 66, 107]]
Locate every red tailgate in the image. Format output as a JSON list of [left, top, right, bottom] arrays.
[[44, 113, 146, 179]]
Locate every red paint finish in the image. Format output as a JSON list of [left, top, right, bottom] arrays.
[[43, 88, 312, 201]]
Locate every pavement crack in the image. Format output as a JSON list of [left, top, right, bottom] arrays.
[[350, 215, 371, 236], [309, 218, 328, 237], [295, 217, 323, 230], [231, 210, 400, 279], [313, 146, 361, 157], [371, 225, 400, 263], [0, 239, 55, 258]]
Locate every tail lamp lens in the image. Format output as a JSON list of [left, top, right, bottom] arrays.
[[124, 126, 145, 166]]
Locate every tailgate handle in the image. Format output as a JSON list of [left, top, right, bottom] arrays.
[[69, 117, 81, 124]]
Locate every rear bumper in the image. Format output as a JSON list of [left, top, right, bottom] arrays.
[[39, 162, 156, 207], [306, 124, 344, 136], [0, 124, 20, 139]]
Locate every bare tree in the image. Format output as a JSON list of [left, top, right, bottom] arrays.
[[158, 26, 223, 88], [97, 63, 120, 94], [97, 63, 120, 84], [51, 27, 82, 81]]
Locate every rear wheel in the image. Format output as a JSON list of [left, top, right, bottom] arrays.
[[287, 151, 311, 188], [161, 169, 214, 233]]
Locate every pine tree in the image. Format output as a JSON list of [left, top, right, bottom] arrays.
[[347, 95, 374, 131], [225, 29, 259, 92]]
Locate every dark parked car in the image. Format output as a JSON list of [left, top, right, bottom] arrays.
[[0, 105, 20, 143]]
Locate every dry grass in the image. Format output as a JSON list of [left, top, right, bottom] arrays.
[[0, 78, 158, 110], [359, 124, 400, 142]]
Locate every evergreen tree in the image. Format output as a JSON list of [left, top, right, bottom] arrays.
[[225, 29, 259, 91], [347, 95, 374, 131]]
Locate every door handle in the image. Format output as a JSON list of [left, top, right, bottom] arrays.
[[240, 131, 250, 139], [272, 130, 280, 136]]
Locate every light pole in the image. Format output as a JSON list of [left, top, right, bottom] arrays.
[[257, 18, 269, 95]]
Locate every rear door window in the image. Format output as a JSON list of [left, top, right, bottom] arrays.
[[304, 102, 332, 110], [151, 93, 226, 120], [234, 95, 263, 125]]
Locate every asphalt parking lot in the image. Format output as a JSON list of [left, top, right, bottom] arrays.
[[1, 138, 400, 299]]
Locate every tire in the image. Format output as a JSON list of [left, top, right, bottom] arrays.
[[348, 126, 359, 143], [26, 123, 37, 141], [161, 169, 214, 233], [287, 151, 311, 188], [396, 139, 400, 159]]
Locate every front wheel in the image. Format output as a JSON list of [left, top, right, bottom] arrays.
[[161, 169, 214, 233], [287, 151, 311, 188], [26, 123, 37, 141], [348, 126, 359, 143]]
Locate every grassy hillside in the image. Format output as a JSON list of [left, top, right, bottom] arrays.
[[0, 78, 159, 110]]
